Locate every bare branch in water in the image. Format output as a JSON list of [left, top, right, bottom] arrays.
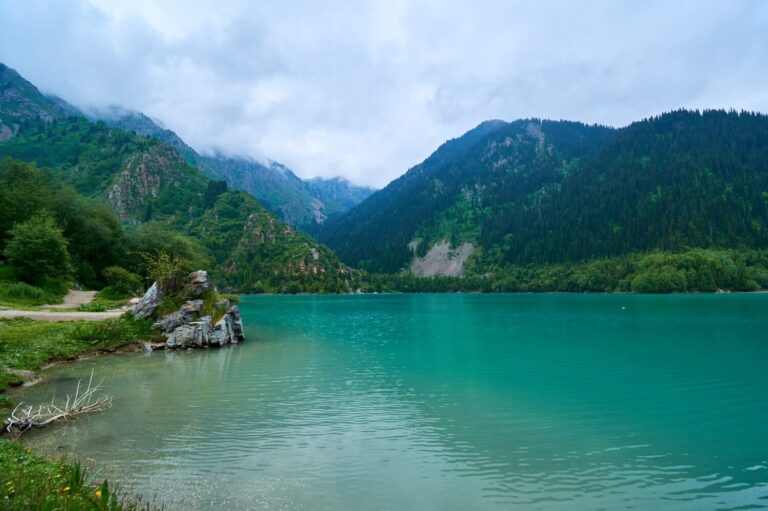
[[3, 370, 112, 436]]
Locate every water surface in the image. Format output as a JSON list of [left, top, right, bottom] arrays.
[[12, 294, 768, 510]]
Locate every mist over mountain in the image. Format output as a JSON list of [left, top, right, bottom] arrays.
[[0, 62, 362, 293], [86, 107, 374, 230]]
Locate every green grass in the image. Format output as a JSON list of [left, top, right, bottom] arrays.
[[0, 271, 69, 308], [0, 282, 68, 308], [89, 290, 134, 311], [0, 317, 154, 395], [0, 316, 160, 509], [0, 439, 157, 510]]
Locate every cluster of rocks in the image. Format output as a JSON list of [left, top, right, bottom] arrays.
[[131, 270, 244, 350]]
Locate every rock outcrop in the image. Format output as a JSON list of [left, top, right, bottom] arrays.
[[132, 282, 163, 320], [185, 270, 213, 298], [410, 240, 475, 277], [131, 271, 244, 350]]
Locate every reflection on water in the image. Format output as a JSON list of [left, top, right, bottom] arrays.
[[11, 294, 768, 510]]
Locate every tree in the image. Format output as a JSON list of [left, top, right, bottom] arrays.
[[203, 180, 228, 209], [3, 214, 72, 283]]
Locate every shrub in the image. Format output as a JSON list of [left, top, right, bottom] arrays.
[[3, 213, 72, 283], [101, 266, 142, 298], [142, 251, 191, 296], [0, 282, 51, 305]]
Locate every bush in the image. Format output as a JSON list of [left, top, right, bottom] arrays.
[[142, 251, 191, 296], [3, 213, 72, 283], [101, 266, 142, 298], [0, 282, 51, 304]]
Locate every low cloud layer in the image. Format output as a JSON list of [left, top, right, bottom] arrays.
[[1, 0, 766, 187]]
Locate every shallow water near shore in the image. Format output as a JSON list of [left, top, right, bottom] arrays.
[[11, 294, 768, 510]]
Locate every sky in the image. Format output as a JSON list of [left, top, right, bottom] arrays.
[[1, 1, 767, 188]]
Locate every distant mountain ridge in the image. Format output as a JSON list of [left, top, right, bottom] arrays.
[[0, 62, 362, 293], [319, 110, 768, 275], [87, 108, 374, 230]]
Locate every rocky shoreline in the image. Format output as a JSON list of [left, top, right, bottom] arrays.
[[132, 270, 245, 350]]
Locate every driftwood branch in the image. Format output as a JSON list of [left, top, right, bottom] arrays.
[[3, 370, 112, 436]]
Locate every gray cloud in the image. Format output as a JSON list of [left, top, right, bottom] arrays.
[[1, 0, 766, 187]]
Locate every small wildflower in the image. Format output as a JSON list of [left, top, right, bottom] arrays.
[[95, 489, 102, 497], [62, 486, 70, 492]]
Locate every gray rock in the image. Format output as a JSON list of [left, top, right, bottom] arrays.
[[186, 270, 213, 298], [132, 282, 163, 320], [181, 299, 204, 314], [152, 299, 203, 333], [209, 306, 245, 346], [214, 299, 231, 310], [228, 306, 245, 342], [169, 316, 213, 348], [210, 315, 233, 347]]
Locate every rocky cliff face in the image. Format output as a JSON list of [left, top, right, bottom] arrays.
[[107, 145, 187, 220], [0, 63, 69, 141], [89, 107, 375, 231]]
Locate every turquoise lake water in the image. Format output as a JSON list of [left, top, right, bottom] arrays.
[[12, 294, 768, 510]]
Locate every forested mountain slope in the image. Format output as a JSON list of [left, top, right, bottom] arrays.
[[320, 110, 768, 278], [95, 109, 374, 230], [319, 119, 615, 272], [0, 63, 360, 293]]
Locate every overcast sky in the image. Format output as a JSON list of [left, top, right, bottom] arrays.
[[1, 0, 767, 187]]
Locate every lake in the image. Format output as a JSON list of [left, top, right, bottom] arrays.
[[11, 294, 768, 510]]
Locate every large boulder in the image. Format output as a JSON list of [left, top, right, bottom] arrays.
[[151, 299, 203, 333], [229, 306, 245, 342], [166, 316, 213, 348], [132, 282, 162, 320], [209, 306, 245, 346], [185, 270, 214, 298], [133, 270, 244, 349]]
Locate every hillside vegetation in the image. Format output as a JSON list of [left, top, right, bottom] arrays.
[[321, 110, 768, 290], [96, 109, 374, 231], [0, 63, 362, 294]]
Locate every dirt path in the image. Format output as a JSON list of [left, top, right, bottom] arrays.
[[0, 290, 128, 321], [46, 290, 98, 309], [0, 310, 123, 321]]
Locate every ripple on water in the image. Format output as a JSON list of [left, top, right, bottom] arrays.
[[12, 294, 768, 510]]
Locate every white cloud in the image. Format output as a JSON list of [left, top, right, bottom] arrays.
[[1, 0, 767, 187]]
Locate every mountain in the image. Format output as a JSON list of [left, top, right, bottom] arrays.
[[0, 63, 71, 141], [319, 110, 768, 277], [0, 62, 361, 293], [319, 118, 615, 273], [91, 109, 374, 230], [306, 177, 378, 220]]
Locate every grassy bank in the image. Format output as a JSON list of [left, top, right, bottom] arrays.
[[0, 316, 158, 509], [0, 317, 153, 399], [0, 439, 155, 510]]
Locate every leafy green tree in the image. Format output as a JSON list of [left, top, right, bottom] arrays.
[[142, 251, 191, 296], [3, 214, 72, 283]]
